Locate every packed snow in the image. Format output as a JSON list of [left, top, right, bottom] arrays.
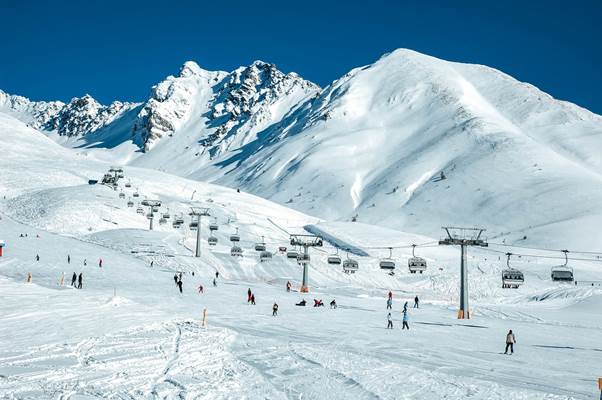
[[1, 102, 601, 399]]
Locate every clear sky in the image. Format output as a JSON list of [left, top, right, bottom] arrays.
[[1, 0, 601, 113]]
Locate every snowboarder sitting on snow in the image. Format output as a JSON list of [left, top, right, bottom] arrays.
[[330, 299, 337, 309], [504, 330, 516, 354], [313, 299, 324, 307], [296, 299, 307, 306], [272, 302, 279, 316]]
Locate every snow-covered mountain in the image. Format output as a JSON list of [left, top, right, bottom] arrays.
[[2, 49, 602, 248]]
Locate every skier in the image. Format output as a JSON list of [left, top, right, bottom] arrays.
[[387, 313, 393, 329], [215, 271, 219, 279], [173, 274, 178, 285], [330, 299, 337, 309], [250, 294, 256, 305], [150, 260, 154, 268], [388, 291, 393, 300], [77, 273, 83, 289], [99, 258, 103, 268], [177, 279, 183, 294], [402, 311, 409, 330], [212, 278, 217, 287], [386, 298, 392, 310], [247, 288, 252, 303], [286, 281, 291, 292], [504, 330, 516, 354], [414, 296, 419, 308], [83, 259, 87, 266], [71, 272, 77, 286], [296, 299, 307, 306], [36, 254, 40, 262], [67, 254, 71, 264], [272, 302, 279, 316], [403, 301, 408, 313], [198, 284, 204, 294]]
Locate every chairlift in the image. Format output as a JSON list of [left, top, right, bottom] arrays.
[[327, 247, 341, 265], [551, 250, 574, 282], [159, 217, 166, 225], [189, 220, 198, 230], [502, 253, 524, 288], [162, 208, 170, 219], [287, 248, 299, 259], [172, 220, 182, 228], [208, 236, 218, 246], [279, 246, 287, 253], [297, 253, 310, 265], [152, 206, 159, 213], [119, 192, 125, 199], [342, 252, 359, 274], [230, 227, 240, 242], [408, 244, 427, 274], [146, 213, 153, 220], [231, 245, 243, 257], [379, 247, 396, 270], [254, 236, 266, 252], [133, 191, 140, 198], [127, 199, 134, 207], [136, 207, 144, 214], [125, 181, 132, 188], [260, 251, 272, 262]]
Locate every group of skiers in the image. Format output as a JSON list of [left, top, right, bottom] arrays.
[[70, 272, 83, 289], [386, 291, 416, 330]]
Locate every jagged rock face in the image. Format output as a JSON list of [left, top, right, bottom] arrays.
[[45, 95, 134, 136], [0, 90, 64, 129], [132, 61, 227, 152], [201, 61, 319, 149], [0, 90, 135, 137]]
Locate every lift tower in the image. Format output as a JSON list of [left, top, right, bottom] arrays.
[[189, 207, 210, 257], [439, 227, 488, 319], [141, 200, 161, 231], [290, 234, 323, 293]]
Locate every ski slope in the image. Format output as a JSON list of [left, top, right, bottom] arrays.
[[1, 111, 602, 399]]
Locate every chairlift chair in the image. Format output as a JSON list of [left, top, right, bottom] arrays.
[[208, 236, 218, 246], [127, 199, 134, 207], [379, 247, 396, 270], [189, 221, 199, 230], [327, 248, 342, 265], [260, 251, 272, 262], [162, 208, 170, 219], [159, 217, 166, 225], [231, 245, 243, 257], [502, 253, 525, 288], [125, 181, 132, 188], [254, 236, 266, 252], [408, 244, 427, 274], [133, 192, 140, 198], [119, 192, 125, 199], [136, 207, 144, 214], [230, 228, 240, 242], [343, 253, 359, 274], [287, 249, 299, 259], [551, 250, 574, 282], [279, 246, 287, 253], [209, 218, 218, 231], [297, 253, 310, 265]]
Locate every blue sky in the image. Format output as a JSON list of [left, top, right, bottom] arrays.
[[1, 0, 601, 113]]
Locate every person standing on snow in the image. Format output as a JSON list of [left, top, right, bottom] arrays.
[[272, 302, 279, 316], [198, 284, 204, 293], [247, 288, 252, 303], [388, 291, 393, 300], [414, 296, 419, 308], [99, 258, 103, 268], [387, 313, 393, 329], [177, 279, 183, 294], [403, 301, 408, 313], [36, 254, 40, 262], [215, 271, 219, 279], [77, 273, 83, 289], [250, 294, 256, 305], [67, 254, 71, 264], [330, 299, 337, 309], [174, 274, 178, 285], [212, 278, 217, 287], [402, 311, 409, 330], [504, 330, 516, 354], [83, 259, 87, 266], [386, 298, 393, 310], [286, 281, 292, 292], [71, 272, 77, 286]]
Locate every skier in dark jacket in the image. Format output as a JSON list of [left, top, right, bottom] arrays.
[[67, 255, 71, 264], [71, 272, 77, 286], [414, 296, 419, 308], [250, 294, 256, 305], [272, 302, 279, 316], [215, 271, 219, 279], [177, 279, 183, 294], [174, 274, 178, 285], [36, 254, 40, 262], [77, 273, 83, 289], [296, 299, 307, 306]]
